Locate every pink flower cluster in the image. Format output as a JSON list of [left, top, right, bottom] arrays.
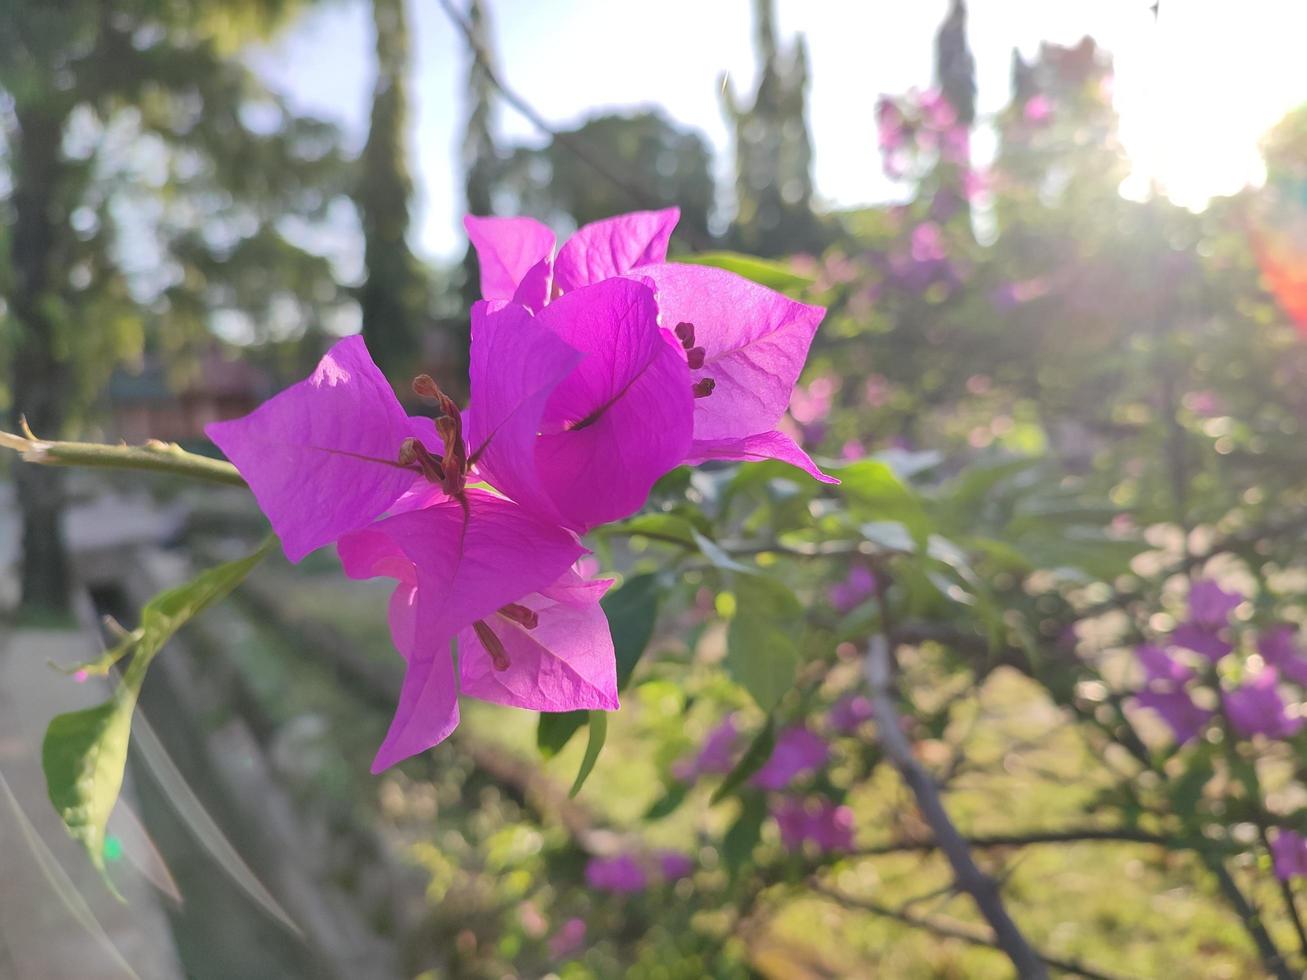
[[1131, 579, 1307, 746], [676, 715, 862, 854], [208, 209, 831, 771]]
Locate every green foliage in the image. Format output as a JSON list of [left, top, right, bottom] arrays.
[[568, 711, 607, 797], [42, 538, 273, 879], [725, 575, 802, 712]]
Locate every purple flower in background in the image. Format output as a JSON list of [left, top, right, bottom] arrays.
[[1171, 623, 1233, 662], [789, 374, 838, 445], [828, 694, 875, 734], [674, 715, 743, 782], [585, 854, 648, 894], [1134, 688, 1212, 746], [1023, 94, 1053, 124], [910, 223, 947, 263], [1135, 644, 1193, 686], [549, 917, 587, 959], [1271, 830, 1307, 881], [1188, 579, 1243, 629], [752, 727, 829, 791], [1225, 667, 1304, 740], [841, 439, 867, 460], [1259, 626, 1307, 686], [918, 89, 957, 130], [876, 97, 907, 152], [830, 565, 877, 613], [773, 797, 855, 853], [656, 850, 694, 881]]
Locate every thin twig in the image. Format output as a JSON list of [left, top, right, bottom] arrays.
[[850, 826, 1227, 858], [0, 428, 245, 486], [1204, 855, 1295, 980], [864, 628, 1049, 978], [811, 881, 1134, 980]]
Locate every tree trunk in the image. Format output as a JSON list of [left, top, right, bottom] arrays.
[[8, 106, 72, 617]]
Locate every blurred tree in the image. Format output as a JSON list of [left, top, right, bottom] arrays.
[[459, 0, 498, 313], [0, 0, 351, 615], [356, 0, 434, 382], [497, 111, 713, 247], [935, 0, 976, 127], [721, 0, 824, 256]]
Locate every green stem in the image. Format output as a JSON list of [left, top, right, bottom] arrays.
[[0, 430, 245, 487]]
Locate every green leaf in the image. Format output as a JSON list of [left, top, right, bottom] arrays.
[[606, 573, 660, 691], [537, 710, 588, 758], [607, 512, 699, 548], [691, 528, 751, 573], [711, 717, 776, 804], [681, 251, 814, 291], [860, 520, 917, 554], [721, 794, 768, 870], [726, 576, 802, 712], [836, 460, 930, 538], [643, 780, 690, 821], [42, 691, 139, 889], [568, 711, 608, 798], [42, 537, 274, 880]]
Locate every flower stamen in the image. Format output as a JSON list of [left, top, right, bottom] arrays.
[[473, 619, 511, 671], [498, 603, 539, 629]]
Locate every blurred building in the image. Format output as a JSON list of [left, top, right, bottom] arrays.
[[107, 350, 272, 445]]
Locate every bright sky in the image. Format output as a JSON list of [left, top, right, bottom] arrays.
[[250, 0, 1307, 265]]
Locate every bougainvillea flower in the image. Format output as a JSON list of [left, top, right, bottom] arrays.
[[206, 336, 438, 563], [773, 798, 855, 853], [464, 208, 679, 311], [827, 693, 875, 734], [829, 565, 877, 613], [635, 263, 836, 484], [673, 715, 742, 782], [584, 854, 648, 894], [1188, 579, 1243, 629], [1135, 644, 1193, 686], [1023, 94, 1053, 124], [751, 726, 829, 791], [1170, 622, 1233, 662], [457, 567, 618, 712], [468, 281, 693, 533], [337, 491, 591, 771], [656, 850, 695, 881], [1259, 625, 1307, 686], [465, 209, 837, 484], [1271, 829, 1307, 881], [1134, 688, 1211, 746], [548, 918, 587, 960], [1224, 667, 1304, 740]]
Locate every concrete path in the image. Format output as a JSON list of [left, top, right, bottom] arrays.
[[0, 628, 185, 980]]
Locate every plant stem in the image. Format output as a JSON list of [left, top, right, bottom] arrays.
[[864, 575, 1049, 978], [0, 429, 245, 487], [811, 882, 1129, 980]]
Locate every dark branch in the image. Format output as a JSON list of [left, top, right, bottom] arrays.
[[865, 592, 1050, 978], [812, 882, 1133, 980]]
